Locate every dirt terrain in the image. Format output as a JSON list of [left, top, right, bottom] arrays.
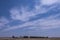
[[0, 38, 60, 40]]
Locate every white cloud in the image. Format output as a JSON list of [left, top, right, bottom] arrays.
[[4, 0, 60, 31], [26, 19, 60, 30], [10, 3, 57, 21], [41, 0, 59, 5], [2, 13, 60, 31], [10, 7, 34, 21], [40, 19, 60, 29], [0, 17, 9, 29], [10, 0, 59, 21]]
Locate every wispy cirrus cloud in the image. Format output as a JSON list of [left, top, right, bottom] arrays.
[[0, 17, 9, 29], [2, 0, 60, 31], [40, 0, 59, 5], [10, 0, 58, 21], [2, 13, 60, 31], [10, 6, 47, 21]]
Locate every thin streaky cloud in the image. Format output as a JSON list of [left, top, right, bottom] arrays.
[[0, 17, 9, 29], [1, 0, 60, 32], [2, 13, 60, 31], [40, 0, 59, 5], [10, 2, 57, 21]]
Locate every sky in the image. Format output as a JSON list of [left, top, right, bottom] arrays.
[[0, 0, 60, 37]]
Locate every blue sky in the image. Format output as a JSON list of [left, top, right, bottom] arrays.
[[0, 0, 60, 37]]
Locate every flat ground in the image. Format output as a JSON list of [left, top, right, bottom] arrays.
[[0, 38, 60, 40]]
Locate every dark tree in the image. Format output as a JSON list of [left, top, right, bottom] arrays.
[[23, 36, 28, 38], [12, 35, 15, 38]]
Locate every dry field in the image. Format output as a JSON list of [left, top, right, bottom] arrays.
[[0, 38, 60, 40]]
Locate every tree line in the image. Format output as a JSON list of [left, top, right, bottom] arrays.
[[12, 35, 48, 38]]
